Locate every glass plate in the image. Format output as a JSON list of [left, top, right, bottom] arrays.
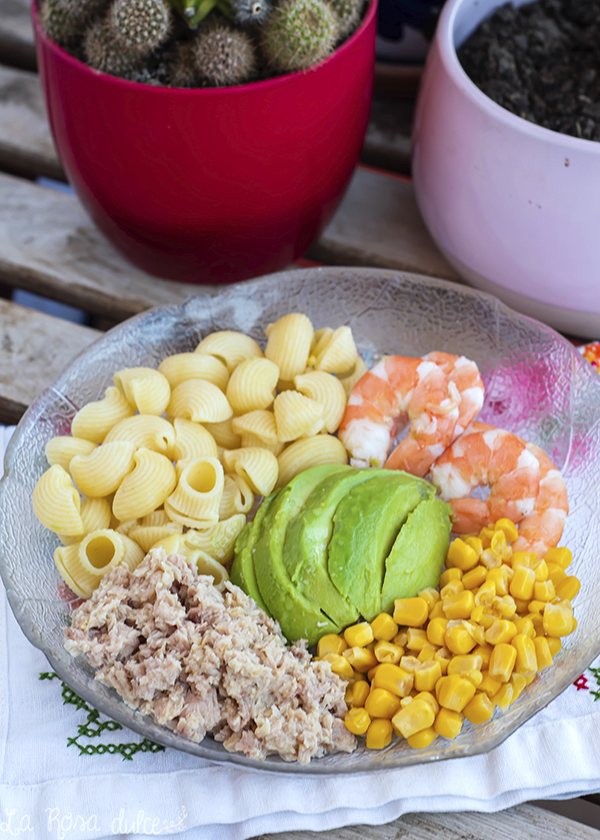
[[1, 267, 599, 775]]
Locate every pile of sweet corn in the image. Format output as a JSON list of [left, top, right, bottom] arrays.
[[314, 518, 580, 750]]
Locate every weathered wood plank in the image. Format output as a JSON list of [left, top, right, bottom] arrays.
[[253, 804, 600, 840], [0, 297, 99, 423], [361, 97, 413, 176], [0, 0, 37, 70]]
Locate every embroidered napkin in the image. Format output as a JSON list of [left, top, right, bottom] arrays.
[[2, 423, 600, 840]]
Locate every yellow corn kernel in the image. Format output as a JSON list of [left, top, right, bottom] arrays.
[[323, 653, 354, 679], [488, 643, 517, 682], [464, 536, 484, 557], [463, 691, 495, 724], [484, 619, 517, 646], [399, 696, 413, 708], [528, 600, 546, 616], [533, 636, 554, 671], [512, 633, 537, 678], [510, 672, 527, 702], [465, 670, 483, 688], [511, 551, 536, 569], [418, 587, 440, 612], [493, 683, 514, 711], [479, 671, 502, 697], [317, 634, 347, 658], [393, 629, 409, 648], [470, 605, 489, 626], [487, 566, 513, 597], [417, 645, 437, 663], [480, 548, 502, 570], [346, 680, 371, 708], [446, 538, 479, 572], [439, 568, 463, 587], [534, 560, 549, 582], [445, 622, 477, 655], [365, 641, 376, 651], [490, 529, 512, 561], [447, 654, 483, 675], [443, 590, 475, 620], [492, 595, 517, 619], [393, 597, 429, 628], [514, 616, 535, 637], [428, 600, 446, 620], [434, 647, 452, 675], [344, 621, 374, 648], [479, 526, 495, 549], [407, 727, 437, 749], [372, 663, 414, 697], [437, 674, 477, 712], [555, 576, 581, 602], [413, 691, 439, 716], [374, 641, 403, 665], [400, 655, 421, 673], [463, 566, 488, 590], [427, 617, 449, 647], [405, 628, 430, 651], [365, 687, 402, 719], [543, 601, 573, 637], [434, 707, 464, 739], [494, 518, 519, 543], [414, 660, 442, 692], [474, 580, 496, 607], [367, 665, 379, 682], [472, 643, 494, 669], [344, 707, 371, 735], [391, 697, 435, 738], [533, 580, 556, 602], [440, 580, 465, 598], [343, 646, 378, 673], [370, 613, 398, 643], [509, 566, 536, 601], [513, 598, 530, 614], [547, 563, 568, 587], [544, 546, 572, 570], [366, 718, 393, 750], [547, 637, 562, 656], [530, 613, 545, 636]]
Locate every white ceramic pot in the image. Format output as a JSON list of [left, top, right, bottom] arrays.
[[412, 0, 600, 337]]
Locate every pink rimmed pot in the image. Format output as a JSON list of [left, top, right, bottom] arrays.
[[33, 0, 377, 283]]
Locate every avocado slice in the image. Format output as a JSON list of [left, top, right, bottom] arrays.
[[328, 473, 433, 620], [229, 488, 281, 612], [380, 497, 452, 614], [252, 463, 351, 644]]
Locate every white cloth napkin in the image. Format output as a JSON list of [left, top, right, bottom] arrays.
[[2, 424, 600, 840]]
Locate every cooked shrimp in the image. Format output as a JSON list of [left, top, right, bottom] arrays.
[[421, 352, 485, 438], [430, 422, 542, 533], [338, 356, 461, 476], [511, 442, 569, 557]]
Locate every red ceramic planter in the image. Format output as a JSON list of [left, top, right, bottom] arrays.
[[33, 0, 377, 283]]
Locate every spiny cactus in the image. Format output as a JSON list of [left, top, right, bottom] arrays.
[[109, 0, 173, 51], [326, 0, 363, 40], [83, 17, 147, 75], [40, 0, 109, 45], [169, 40, 199, 86], [230, 0, 271, 26], [191, 21, 257, 86], [259, 0, 338, 72]]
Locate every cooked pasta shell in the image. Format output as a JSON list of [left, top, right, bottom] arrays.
[[222, 446, 278, 496], [167, 379, 233, 424], [182, 514, 246, 562], [150, 533, 229, 589], [129, 521, 183, 554], [276, 379, 296, 392], [273, 391, 325, 442], [294, 371, 347, 433], [54, 529, 144, 599], [70, 441, 136, 498], [173, 418, 219, 465], [314, 326, 358, 374], [226, 357, 279, 415], [59, 496, 112, 545], [115, 518, 139, 536], [158, 352, 229, 391], [71, 386, 134, 443], [337, 356, 369, 397], [310, 327, 334, 357], [140, 509, 170, 528], [276, 434, 348, 488], [219, 474, 254, 519], [231, 409, 278, 445], [165, 456, 224, 526], [104, 415, 176, 458], [195, 331, 263, 373], [113, 367, 171, 415], [112, 447, 177, 521], [45, 436, 97, 472], [33, 465, 83, 537], [265, 313, 314, 381], [238, 433, 284, 456], [203, 418, 242, 450]]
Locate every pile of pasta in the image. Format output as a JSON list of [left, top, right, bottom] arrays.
[[32, 313, 366, 600]]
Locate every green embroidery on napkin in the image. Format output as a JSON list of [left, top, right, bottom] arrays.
[[39, 671, 166, 760], [588, 666, 600, 701]]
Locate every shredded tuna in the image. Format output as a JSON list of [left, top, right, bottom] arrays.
[[64, 548, 356, 763]]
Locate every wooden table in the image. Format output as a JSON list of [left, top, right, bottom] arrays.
[[0, 1, 599, 837]]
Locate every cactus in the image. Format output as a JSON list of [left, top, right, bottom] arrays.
[[259, 0, 338, 73], [230, 0, 271, 26], [83, 17, 147, 75], [326, 0, 363, 40], [40, 0, 109, 45], [109, 0, 173, 51], [191, 21, 257, 86], [169, 40, 199, 86]]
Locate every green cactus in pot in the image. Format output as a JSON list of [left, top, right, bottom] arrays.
[[259, 0, 338, 72]]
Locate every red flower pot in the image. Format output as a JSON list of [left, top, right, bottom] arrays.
[[33, 0, 377, 283]]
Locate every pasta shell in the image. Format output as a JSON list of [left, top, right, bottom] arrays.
[[195, 331, 263, 373], [273, 391, 324, 442], [276, 434, 348, 488], [45, 436, 97, 472], [294, 370, 347, 433], [150, 533, 229, 590], [238, 433, 284, 456], [158, 352, 229, 391], [70, 441, 136, 498], [165, 456, 224, 526], [219, 474, 254, 519], [337, 356, 369, 397], [314, 326, 358, 374], [59, 496, 112, 545], [226, 357, 279, 414], [182, 514, 246, 562], [167, 379, 233, 424], [113, 367, 171, 415], [265, 313, 314, 380], [104, 415, 176, 458], [222, 446, 278, 496], [54, 529, 144, 599], [231, 410, 278, 445], [173, 418, 219, 464], [112, 447, 177, 521], [71, 386, 134, 443], [203, 418, 242, 450], [32, 465, 83, 537], [129, 521, 183, 554], [310, 327, 334, 357]]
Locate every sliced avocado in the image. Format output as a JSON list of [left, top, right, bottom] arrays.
[[328, 473, 433, 621], [283, 469, 398, 628], [229, 488, 281, 612], [253, 463, 352, 644], [380, 497, 452, 614]]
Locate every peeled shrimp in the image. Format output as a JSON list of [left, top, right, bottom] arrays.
[[430, 422, 542, 533], [420, 352, 485, 438], [338, 355, 461, 476]]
